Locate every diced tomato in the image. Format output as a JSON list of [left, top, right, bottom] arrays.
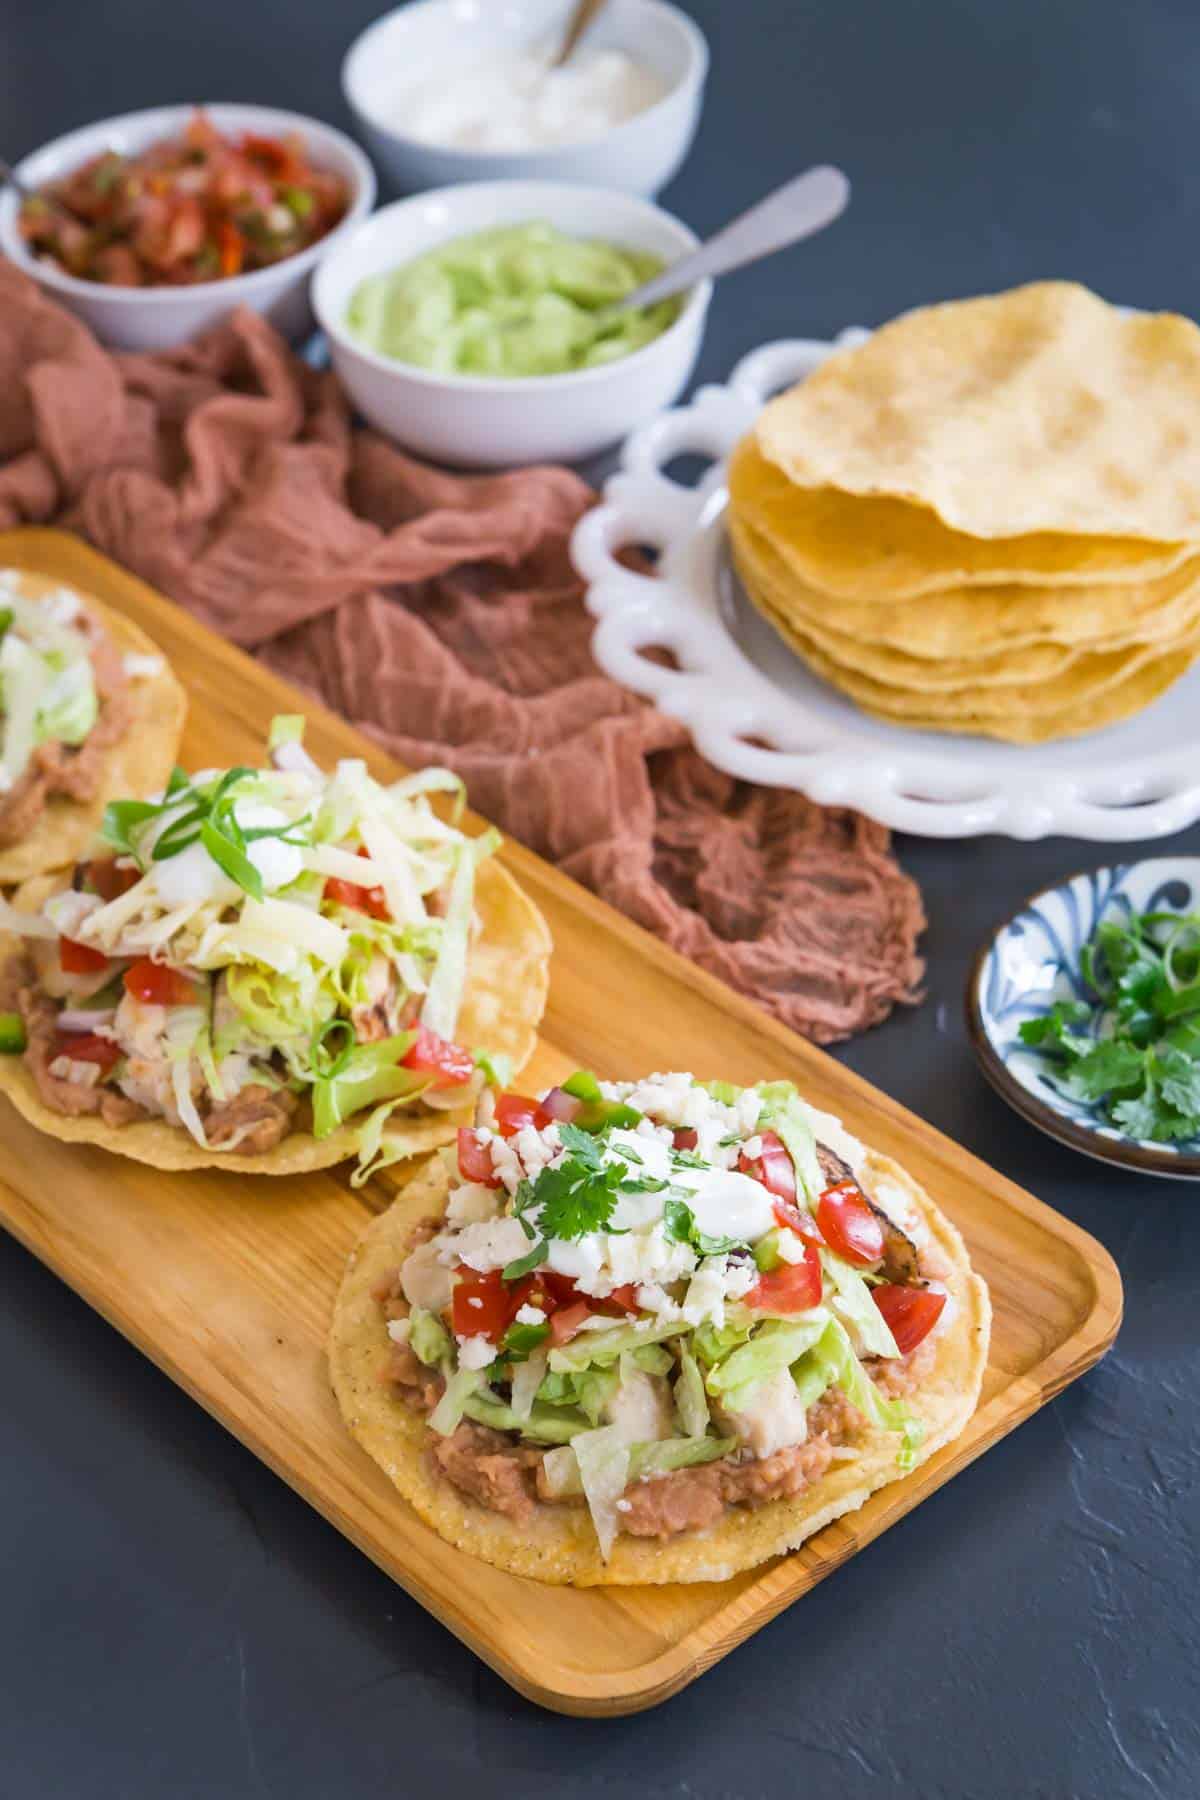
[[594, 1282, 641, 1317], [872, 1283, 945, 1355], [771, 1196, 823, 1245], [59, 937, 109, 975], [451, 1268, 517, 1342], [323, 849, 390, 921], [673, 1128, 698, 1151], [451, 1267, 578, 1344], [122, 958, 198, 1007], [83, 857, 140, 902], [548, 1300, 592, 1347], [456, 1127, 501, 1188], [53, 1031, 121, 1073], [216, 219, 244, 276], [745, 1240, 823, 1313], [738, 1129, 797, 1203], [538, 1270, 584, 1309], [816, 1181, 885, 1267], [402, 1025, 474, 1086], [494, 1092, 553, 1138], [324, 874, 390, 919], [240, 132, 294, 176], [450, 1266, 645, 1354]]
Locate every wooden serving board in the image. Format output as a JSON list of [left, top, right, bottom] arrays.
[[0, 529, 1122, 1716]]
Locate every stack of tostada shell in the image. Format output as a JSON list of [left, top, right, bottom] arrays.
[[728, 282, 1200, 742]]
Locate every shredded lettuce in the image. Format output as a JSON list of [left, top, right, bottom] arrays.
[[420, 827, 501, 1040], [163, 1004, 210, 1148], [628, 1435, 736, 1481], [390, 767, 466, 821], [571, 1424, 631, 1559], [0, 635, 46, 790], [547, 1316, 693, 1374], [673, 1344, 710, 1437], [268, 714, 305, 750], [540, 1433, 737, 1520], [691, 1317, 754, 1366], [509, 1347, 549, 1422], [537, 1365, 620, 1425], [705, 1313, 831, 1411], [804, 1319, 925, 1471], [348, 1084, 439, 1187], [310, 1032, 420, 1137], [820, 1251, 900, 1360], [37, 659, 98, 746], [430, 1367, 485, 1436], [754, 1081, 824, 1203], [224, 962, 337, 1047], [464, 1392, 587, 1444]]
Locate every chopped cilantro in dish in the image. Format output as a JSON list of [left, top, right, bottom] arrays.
[[1019, 906, 1200, 1140]]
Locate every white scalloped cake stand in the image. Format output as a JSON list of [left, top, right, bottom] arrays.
[[571, 334, 1200, 841]]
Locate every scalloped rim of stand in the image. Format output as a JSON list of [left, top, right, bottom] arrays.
[[571, 335, 1200, 842]]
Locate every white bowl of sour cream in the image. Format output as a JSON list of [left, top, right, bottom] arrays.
[[312, 179, 711, 466], [341, 0, 708, 197]]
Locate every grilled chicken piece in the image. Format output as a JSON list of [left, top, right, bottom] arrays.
[[816, 1141, 923, 1287]]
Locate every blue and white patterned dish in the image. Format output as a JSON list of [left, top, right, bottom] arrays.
[[966, 858, 1200, 1178]]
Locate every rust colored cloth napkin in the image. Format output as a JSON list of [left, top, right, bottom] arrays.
[[0, 262, 924, 1043]]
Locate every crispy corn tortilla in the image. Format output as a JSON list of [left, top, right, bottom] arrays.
[[727, 436, 1196, 600], [756, 283, 1200, 542], [0, 859, 551, 1175], [727, 506, 1200, 662], [731, 517, 1080, 688], [734, 527, 1200, 739], [328, 1145, 990, 1586], [0, 572, 187, 885], [752, 586, 1199, 742]]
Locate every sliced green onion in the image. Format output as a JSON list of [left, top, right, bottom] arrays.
[[311, 1016, 356, 1079], [200, 817, 264, 900], [501, 1239, 547, 1281]]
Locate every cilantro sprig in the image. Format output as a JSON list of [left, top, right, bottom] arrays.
[[1018, 908, 1200, 1141], [501, 1126, 629, 1277], [663, 1195, 746, 1258]]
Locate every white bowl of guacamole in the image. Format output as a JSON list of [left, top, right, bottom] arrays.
[[312, 180, 710, 466]]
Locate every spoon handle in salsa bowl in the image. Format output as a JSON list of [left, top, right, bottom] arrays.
[[610, 164, 851, 315]]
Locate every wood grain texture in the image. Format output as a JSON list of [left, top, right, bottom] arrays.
[[0, 529, 1123, 1715]]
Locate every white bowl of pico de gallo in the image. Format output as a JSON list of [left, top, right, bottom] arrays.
[[0, 103, 376, 351]]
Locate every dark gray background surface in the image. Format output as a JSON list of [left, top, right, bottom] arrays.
[[1, 1, 1198, 1795]]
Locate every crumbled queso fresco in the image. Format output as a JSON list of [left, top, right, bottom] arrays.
[[401, 1074, 863, 1358]]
